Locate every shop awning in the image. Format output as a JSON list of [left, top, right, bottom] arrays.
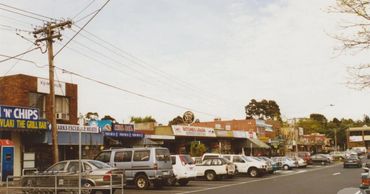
[[145, 134, 175, 140], [46, 131, 104, 145], [245, 138, 270, 149]]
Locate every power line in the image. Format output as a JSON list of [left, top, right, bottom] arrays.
[[0, 47, 40, 63], [0, 3, 56, 21], [72, 0, 97, 19], [0, 54, 47, 68], [54, 0, 111, 57], [57, 66, 220, 118], [0, 7, 46, 22]]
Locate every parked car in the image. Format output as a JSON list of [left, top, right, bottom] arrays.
[[95, 147, 173, 190], [271, 157, 298, 170], [291, 156, 307, 168], [343, 155, 362, 168], [168, 155, 197, 186], [297, 151, 312, 164], [195, 157, 235, 181], [201, 153, 268, 177], [310, 154, 331, 165], [192, 157, 203, 165], [258, 157, 282, 174], [320, 154, 334, 163], [330, 151, 345, 160], [21, 160, 125, 194]]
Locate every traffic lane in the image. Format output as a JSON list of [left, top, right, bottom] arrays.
[[176, 163, 361, 194], [123, 165, 335, 194]]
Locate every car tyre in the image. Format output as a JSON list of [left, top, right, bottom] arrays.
[[283, 165, 290, 170], [166, 177, 177, 186], [205, 170, 217, 181], [82, 181, 94, 194], [135, 174, 150, 190], [248, 167, 259, 177], [178, 179, 189, 186]]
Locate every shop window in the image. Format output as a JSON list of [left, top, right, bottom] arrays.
[[350, 131, 362, 136], [364, 131, 370, 136], [114, 151, 132, 162], [133, 150, 150, 161], [55, 96, 70, 120], [28, 93, 46, 118]]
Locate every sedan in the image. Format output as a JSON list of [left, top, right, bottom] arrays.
[[343, 155, 362, 168], [21, 160, 125, 194], [311, 154, 331, 165]]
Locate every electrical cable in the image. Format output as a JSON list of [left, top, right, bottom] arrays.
[[0, 7, 46, 22], [0, 47, 40, 63], [56, 66, 220, 118], [0, 2, 56, 21], [72, 0, 97, 19], [54, 0, 111, 57]]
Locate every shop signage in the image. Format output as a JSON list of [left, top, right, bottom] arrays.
[[103, 131, 144, 138], [172, 125, 216, 137], [37, 78, 66, 96], [57, 124, 99, 133], [232, 131, 248, 138], [113, 124, 134, 132], [215, 130, 233, 137], [349, 136, 363, 142], [183, 111, 195, 124], [88, 120, 112, 132], [0, 105, 49, 130]]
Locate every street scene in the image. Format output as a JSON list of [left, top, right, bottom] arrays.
[[1, 0, 370, 194]]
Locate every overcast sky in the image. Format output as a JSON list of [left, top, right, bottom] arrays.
[[1, 0, 369, 124]]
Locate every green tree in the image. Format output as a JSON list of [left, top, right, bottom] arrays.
[[190, 141, 207, 157], [85, 112, 99, 120], [130, 116, 156, 123], [168, 116, 184, 126], [245, 99, 282, 121]]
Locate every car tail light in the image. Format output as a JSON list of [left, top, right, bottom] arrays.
[[154, 163, 158, 170], [103, 171, 112, 181], [362, 177, 370, 186]]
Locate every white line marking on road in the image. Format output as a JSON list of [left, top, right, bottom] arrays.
[[176, 163, 342, 194], [355, 191, 361, 194], [333, 172, 341, 176]]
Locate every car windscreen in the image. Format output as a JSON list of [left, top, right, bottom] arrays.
[[156, 149, 171, 161], [94, 151, 111, 163], [242, 156, 254, 162], [180, 155, 194, 164], [87, 160, 112, 169]]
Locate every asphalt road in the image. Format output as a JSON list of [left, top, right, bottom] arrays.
[[124, 162, 364, 194]]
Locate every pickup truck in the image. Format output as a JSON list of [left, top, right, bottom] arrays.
[[195, 157, 235, 181]]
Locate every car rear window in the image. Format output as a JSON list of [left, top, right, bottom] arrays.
[[155, 149, 170, 161], [95, 151, 111, 163]]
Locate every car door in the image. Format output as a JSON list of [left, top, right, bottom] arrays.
[[232, 156, 248, 173], [113, 150, 133, 180]]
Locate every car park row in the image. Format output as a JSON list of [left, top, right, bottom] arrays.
[[14, 147, 359, 194]]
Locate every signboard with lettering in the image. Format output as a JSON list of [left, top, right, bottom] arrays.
[[37, 78, 66, 96], [232, 131, 248, 139], [215, 130, 233, 138], [113, 124, 134, 132], [103, 131, 144, 138], [88, 120, 112, 132], [0, 105, 49, 130], [171, 125, 216, 137], [57, 124, 99, 133], [349, 136, 363, 142]]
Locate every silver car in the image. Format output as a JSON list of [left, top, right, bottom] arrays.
[[21, 160, 124, 194], [95, 147, 173, 190]]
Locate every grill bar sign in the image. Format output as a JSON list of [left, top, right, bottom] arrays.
[[57, 124, 99, 133], [172, 125, 216, 137], [0, 105, 49, 130]]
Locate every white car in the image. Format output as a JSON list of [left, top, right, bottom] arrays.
[[202, 153, 268, 177], [195, 157, 235, 181], [168, 155, 197, 186], [272, 157, 298, 170]]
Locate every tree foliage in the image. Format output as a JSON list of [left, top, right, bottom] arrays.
[[130, 116, 156, 123], [168, 116, 184, 126], [245, 99, 282, 121], [85, 112, 99, 120], [332, 0, 370, 89], [190, 141, 207, 157]]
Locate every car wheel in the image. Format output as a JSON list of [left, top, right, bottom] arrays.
[[166, 177, 177, 186], [153, 180, 164, 189], [248, 168, 259, 177], [178, 179, 189, 186], [321, 161, 325, 166], [135, 174, 150, 190], [283, 165, 289, 170], [205, 170, 217, 181], [82, 181, 94, 194]]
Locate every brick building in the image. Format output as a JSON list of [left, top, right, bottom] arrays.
[[0, 74, 78, 175]]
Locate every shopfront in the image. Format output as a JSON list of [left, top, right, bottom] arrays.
[[0, 105, 49, 175]]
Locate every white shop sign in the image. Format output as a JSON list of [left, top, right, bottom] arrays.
[[172, 125, 216, 137]]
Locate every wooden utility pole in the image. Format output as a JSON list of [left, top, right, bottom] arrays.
[[33, 21, 72, 164]]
